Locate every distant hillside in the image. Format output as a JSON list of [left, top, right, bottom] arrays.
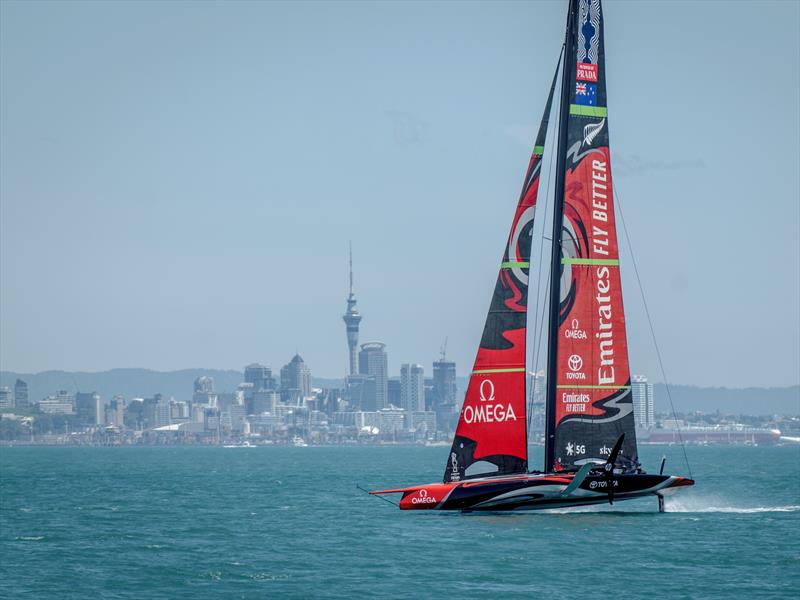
[[0, 369, 243, 404], [1, 370, 797, 415], [651, 384, 799, 416]]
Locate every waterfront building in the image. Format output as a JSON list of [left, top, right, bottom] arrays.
[[280, 354, 312, 403], [378, 406, 406, 433], [75, 392, 101, 424], [409, 411, 437, 434], [0, 387, 12, 409], [359, 342, 388, 411], [352, 411, 379, 431], [37, 391, 75, 414], [342, 243, 363, 376], [400, 364, 425, 413], [632, 375, 655, 429], [14, 379, 28, 410]]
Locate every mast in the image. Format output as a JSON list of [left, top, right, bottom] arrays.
[[545, 0, 578, 472]]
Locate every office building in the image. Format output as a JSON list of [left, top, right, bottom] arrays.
[[244, 363, 276, 391], [359, 342, 388, 411], [14, 379, 28, 410], [400, 364, 425, 413], [632, 374, 655, 429], [75, 392, 102, 424], [280, 354, 312, 403]]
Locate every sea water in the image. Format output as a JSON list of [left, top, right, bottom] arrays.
[[1, 444, 798, 599]]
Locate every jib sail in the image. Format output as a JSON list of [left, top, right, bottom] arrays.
[[545, 0, 638, 471], [444, 70, 558, 483]]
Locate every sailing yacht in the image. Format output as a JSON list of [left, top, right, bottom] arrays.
[[371, 0, 694, 512]]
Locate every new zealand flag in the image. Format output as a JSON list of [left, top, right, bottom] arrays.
[[575, 82, 597, 106]]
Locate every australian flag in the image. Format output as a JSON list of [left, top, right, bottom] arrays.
[[575, 81, 597, 106]]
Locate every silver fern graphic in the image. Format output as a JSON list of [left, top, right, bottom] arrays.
[[583, 118, 606, 147]]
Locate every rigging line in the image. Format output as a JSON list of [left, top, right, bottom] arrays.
[[356, 484, 399, 506], [528, 47, 564, 437], [613, 182, 693, 480]]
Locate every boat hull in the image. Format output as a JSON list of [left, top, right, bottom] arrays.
[[371, 472, 693, 512]]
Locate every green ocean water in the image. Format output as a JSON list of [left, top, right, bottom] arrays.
[[1, 444, 798, 599]]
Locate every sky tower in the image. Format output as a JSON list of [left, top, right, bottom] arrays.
[[342, 243, 362, 376]]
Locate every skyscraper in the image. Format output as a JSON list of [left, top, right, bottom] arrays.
[[432, 359, 457, 407], [342, 243, 362, 376], [280, 354, 312, 403], [109, 396, 125, 428], [14, 379, 28, 410], [359, 342, 388, 410], [400, 364, 425, 413], [244, 363, 276, 391], [75, 392, 102, 424], [193, 376, 217, 406], [631, 375, 655, 429]]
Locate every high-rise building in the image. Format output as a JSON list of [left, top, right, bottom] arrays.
[[193, 376, 217, 406], [152, 395, 171, 428], [244, 363, 276, 391], [109, 396, 125, 428], [0, 387, 12, 409], [387, 378, 401, 407], [400, 364, 425, 413], [75, 392, 102, 424], [14, 379, 28, 410], [253, 390, 279, 414], [342, 243, 362, 376], [631, 375, 655, 429], [344, 374, 375, 411], [280, 354, 312, 403], [432, 358, 457, 431], [359, 342, 388, 411]]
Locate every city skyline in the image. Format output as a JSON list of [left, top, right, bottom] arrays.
[[1, 1, 798, 388]]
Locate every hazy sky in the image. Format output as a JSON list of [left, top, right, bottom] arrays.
[[1, 1, 798, 388]]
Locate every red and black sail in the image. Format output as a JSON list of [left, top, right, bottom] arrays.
[[444, 74, 557, 483], [545, 0, 638, 471]]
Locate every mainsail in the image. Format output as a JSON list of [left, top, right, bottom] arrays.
[[545, 0, 638, 471], [444, 73, 558, 483]]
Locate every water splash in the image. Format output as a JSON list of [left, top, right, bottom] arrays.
[[666, 499, 800, 514]]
